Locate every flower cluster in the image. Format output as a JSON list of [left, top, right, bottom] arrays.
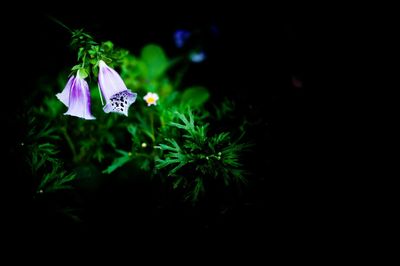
[[56, 60, 137, 119]]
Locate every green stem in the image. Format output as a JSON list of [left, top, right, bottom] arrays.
[[98, 84, 104, 105], [149, 111, 155, 142], [47, 15, 73, 33], [160, 116, 165, 128], [82, 52, 86, 68]]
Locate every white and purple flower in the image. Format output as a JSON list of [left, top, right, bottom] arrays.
[[56, 71, 96, 120], [98, 60, 137, 116]]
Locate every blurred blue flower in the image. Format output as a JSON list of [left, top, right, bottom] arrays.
[[56, 72, 96, 120], [174, 29, 191, 48], [189, 50, 206, 63]]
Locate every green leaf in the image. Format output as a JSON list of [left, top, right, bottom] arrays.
[[127, 125, 137, 137], [141, 44, 168, 79], [78, 68, 88, 79], [43, 97, 63, 118], [82, 32, 93, 39], [127, 125, 141, 146], [92, 65, 99, 77], [115, 149, 130, 156], [173, 176, 184, 189], [37, 162, 77, 193], [88, 49, 96, 56], [94, 149, 104, 162], [158, 144, 176, 152], [71, 65, 81, 71], [103, 150, 132, 174], [78, 47, 85, 61], [101, 41, 114, 52], [181, 87, 210, 108], [89, 58, 97, 65], [140, 159, 150, 171], [186, 178, 204, 203]]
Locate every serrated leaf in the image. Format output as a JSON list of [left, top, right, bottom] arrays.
[[159, 143, 177, 152], [169, 122, 187, 129]]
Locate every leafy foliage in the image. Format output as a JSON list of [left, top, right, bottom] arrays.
[[70, 29, 128, 79], [102, 149, 133, 174], [36, 165, 77, 193], [25, 118, 77, 194], [25, 25, 252, 208], [156, 109, 250, 202]]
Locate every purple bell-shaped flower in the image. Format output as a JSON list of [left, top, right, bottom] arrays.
[[56, 71, 95, 120], [98, 60, 137, 116]]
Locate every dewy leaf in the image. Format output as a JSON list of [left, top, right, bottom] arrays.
[[140, 44, 169, 79], [181, 87, 210, 108]]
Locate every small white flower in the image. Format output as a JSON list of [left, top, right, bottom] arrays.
[[143, 92, 159, 106]]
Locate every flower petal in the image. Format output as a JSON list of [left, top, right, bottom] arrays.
[[64, 76, 96, 120], [98, 60, 137, 116], [144, 92, 159, 106], [98, 60, 128, 103], [56, 76, 75, 107], [103, 90, 137, 116]]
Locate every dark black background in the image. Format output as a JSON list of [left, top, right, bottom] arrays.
[[4, 8, 313, 252]]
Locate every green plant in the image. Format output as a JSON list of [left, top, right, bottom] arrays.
[[156, 109, 250, 202]]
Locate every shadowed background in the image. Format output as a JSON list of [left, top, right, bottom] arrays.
[[5, 8, 308, 250]]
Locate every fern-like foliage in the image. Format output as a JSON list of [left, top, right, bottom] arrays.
[[156, 109, 250, 203], [25, 118, 77, 194], [36, 164, 76, 193]]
